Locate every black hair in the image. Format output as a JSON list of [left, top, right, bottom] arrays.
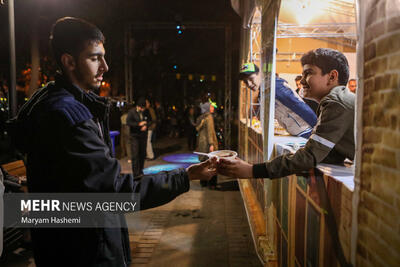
[[348, 78, 356, 82], [300, 48, 349, 86], [295, 75, 302, 81], [50, 17, 105, 70], [136, 97, 146, 107], [239, 63, 259, 80]]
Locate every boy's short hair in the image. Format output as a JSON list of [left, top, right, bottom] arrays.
[[239, 63, 259, 80], [50, 17, 105, 69], [295, 75, 302, 82], [301, 48, 349, 86]]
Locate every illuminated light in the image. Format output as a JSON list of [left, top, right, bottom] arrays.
[[0, 98, 3, 101], [188, 74, 193, 80], [176, 73, 181, 80], [283, 0, 329, 25], [101, 81, 106, 86], [176, 25, 181, 29], [162, 153, 201, 164], [173, 65, 177, 70], [211, 75, 216, 82], [24, 98, 28, 101], [143, 163, 190, 175], [172, 105, 176, 110], [200, 75, 205, 80], [178, 30, 182, 34]]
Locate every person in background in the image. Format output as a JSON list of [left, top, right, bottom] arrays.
[[120, 104, 132, 163], [295, 75, 303, 97], [185, 106, 197, 151], [348, 78, 357, 93], [196, 101, 219, 189], [154, 100, 165, 138], [145, 98, 156, 160], [219, 48, 355, 180], [127, 97, 149, 177]]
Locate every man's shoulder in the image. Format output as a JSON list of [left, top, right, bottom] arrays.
[[322, 86, 355, 111], [41, 83, 93, 126]]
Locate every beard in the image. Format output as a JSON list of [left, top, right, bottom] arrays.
[[74, 66, 101, 92]]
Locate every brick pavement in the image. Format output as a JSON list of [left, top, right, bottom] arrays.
[[123, 137, 262, 267]]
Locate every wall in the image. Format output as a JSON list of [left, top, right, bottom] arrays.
[[357, 0, 400, 266]]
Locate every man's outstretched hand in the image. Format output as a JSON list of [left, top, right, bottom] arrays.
[[217, 157, 253, 178], [186, 157, 217, 181]]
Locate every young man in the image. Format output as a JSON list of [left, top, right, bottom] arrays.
[[127, 97, 149, 176], [220, 48, 355, 179], [8, 17, 216, 267], [295, 75, 303, 96], [348, 78, 357, 93], [240, 63, 317, 138]]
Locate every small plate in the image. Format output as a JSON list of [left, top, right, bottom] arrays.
[[209, 150, 238, 160]]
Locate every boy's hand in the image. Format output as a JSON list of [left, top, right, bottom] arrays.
[[217, 157, 253, 178], [186, 157, 217, 181]]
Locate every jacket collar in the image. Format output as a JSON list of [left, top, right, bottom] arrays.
[[320, 85, 346, 103], [55, 73, 110, 119]]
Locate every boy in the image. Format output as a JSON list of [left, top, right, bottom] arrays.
[[219, 48, 355, 178]]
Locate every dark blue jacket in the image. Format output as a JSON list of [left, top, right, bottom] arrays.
[[8, 75, 190, 267]]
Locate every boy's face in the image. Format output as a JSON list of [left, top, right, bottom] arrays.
[[243, 72, 261, 92], [301, 64, 331, 101], [73, 41, 109, 92]]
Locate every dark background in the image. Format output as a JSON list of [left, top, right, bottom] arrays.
[[0, 0, 241, 106]]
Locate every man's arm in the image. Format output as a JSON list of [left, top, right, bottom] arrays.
[[64, 119, 215, 210], [253, 100, 352, 178]]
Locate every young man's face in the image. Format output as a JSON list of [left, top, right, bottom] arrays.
[[74, 41, 108, 91], [295, 79, 302, 89], [243, 72, 261, 92], [301, 64, 331, 101], [348, 80, 356, 93]]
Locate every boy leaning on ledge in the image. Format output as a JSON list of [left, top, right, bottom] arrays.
[[218, 48, 355, 179]]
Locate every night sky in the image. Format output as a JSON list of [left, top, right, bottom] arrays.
[[0, 0, 241, 104]]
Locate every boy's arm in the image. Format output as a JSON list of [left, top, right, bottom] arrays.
[[253, 101, 352, 178]]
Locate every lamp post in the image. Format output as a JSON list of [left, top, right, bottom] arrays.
[[8, 0, 17, 118]]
